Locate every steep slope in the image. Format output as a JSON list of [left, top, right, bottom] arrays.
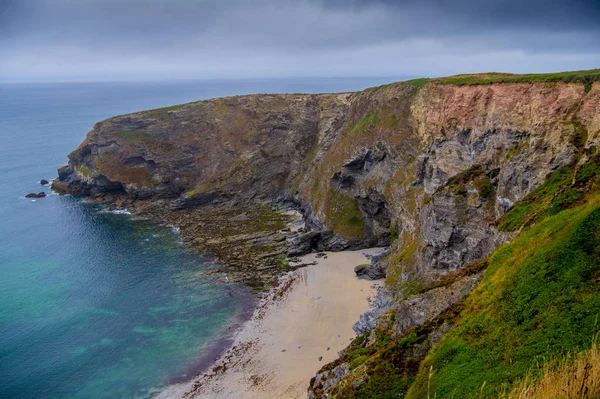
[[311, 155, 600, 397], [53, 69, 600, 397], [53, 94, 342, 204], [408, 191, 600, 398]]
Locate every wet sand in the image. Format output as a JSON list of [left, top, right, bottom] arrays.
[[157, 248, 383, 399]]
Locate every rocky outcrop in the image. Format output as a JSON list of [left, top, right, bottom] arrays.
[[391, 272, 482, 337], [25, 192, 46, 198], [354, 248, 390, 280]]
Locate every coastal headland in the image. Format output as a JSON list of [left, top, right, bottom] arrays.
[[54, 69, 600, 398]]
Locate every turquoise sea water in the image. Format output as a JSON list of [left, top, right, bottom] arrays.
[[0, 77, 397, 399]]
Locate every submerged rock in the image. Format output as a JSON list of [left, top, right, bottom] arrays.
[[25, 192, 46, 198]]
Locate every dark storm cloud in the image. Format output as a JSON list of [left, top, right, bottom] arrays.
[[1, 0, 599, 81], [321, 0, 600, 28]]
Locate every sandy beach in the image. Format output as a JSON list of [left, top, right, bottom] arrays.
[[157, 248, 383, 399]]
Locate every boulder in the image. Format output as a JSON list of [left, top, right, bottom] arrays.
[[354, 249, 390, 280], [40, 179, 49, 185]]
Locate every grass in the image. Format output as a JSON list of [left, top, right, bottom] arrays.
[[324, 186, 365, 240], [432, 69, 600, 92], [316, 305, 466, 399], [364, 78, 430, 92], [330, 330, 423, 399], [75, 165, 91, 177], [347, 113, 381, 136], [276, 255, 290, 269], [405, 78, 430, 89], [497, 153, 600, 232], [115, 130, 152, 142], [405, 196, 600, 398], [499, 340, 600, 399], [361, 69, 599, 96], [445, 164, 495, 200]]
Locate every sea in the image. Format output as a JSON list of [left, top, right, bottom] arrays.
[[0, 77, 398, 399]]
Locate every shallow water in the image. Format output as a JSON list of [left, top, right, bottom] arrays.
[[0, 77, 396, 398]]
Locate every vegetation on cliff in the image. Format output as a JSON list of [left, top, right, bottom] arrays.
[[313, 155, 600, 398], [500, 341, 600, 399], [497, 152, 600, 232], [408, 196, 600, 398], [433, 68, 600, 92]]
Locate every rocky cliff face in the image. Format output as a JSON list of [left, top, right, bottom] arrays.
[[55, 94, 336, 202], [56, 82, 600, 264], [54, 74, 600, 396]]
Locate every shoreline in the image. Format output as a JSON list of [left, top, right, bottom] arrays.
[[73, 194, 384, 398], [157, 284, 259, 389], [156, 248, 384, 399], [79, 194, 309, 288]]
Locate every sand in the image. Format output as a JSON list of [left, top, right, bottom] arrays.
[[157, 248, 383, 399]]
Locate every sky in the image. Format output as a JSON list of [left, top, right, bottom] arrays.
[[1, 0, 599, 82]]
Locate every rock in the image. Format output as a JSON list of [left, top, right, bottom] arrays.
[[271, 234, 287, 242], [318, 356, 323, 361], [354, 262, 385, 280], [312, 363, 349, 393], [365, 329, 378, 347], [392, 273, 483, 337], [353, 287, 394, 335], [40, 179, 49, 185], [25, 192, 46, 198], [354, 249, 391, 280], [288, 232, 320, 256]]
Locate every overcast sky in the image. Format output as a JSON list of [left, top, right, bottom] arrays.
[[1, 0, 599, 82]]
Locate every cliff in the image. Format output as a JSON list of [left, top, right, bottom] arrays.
[[54, 69, 600, 397]]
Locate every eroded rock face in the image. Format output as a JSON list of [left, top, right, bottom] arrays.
[[53, 94, 329, 201], [54, 81, 600, 275], [306, 81, 600, 397], [392, 273, 483, 337]]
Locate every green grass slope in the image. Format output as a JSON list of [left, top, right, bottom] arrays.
[[432, 69, 600, 92], [406, 194, 600, 397]]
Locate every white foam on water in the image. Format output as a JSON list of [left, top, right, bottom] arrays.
[[111, 209, 132, 215], [100, 208, 132, 216]]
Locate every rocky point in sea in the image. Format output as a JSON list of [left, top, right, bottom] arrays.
[[25, 192, 46, 198]]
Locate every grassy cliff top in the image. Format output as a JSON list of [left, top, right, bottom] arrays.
[[429, 68, 600, 90]]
